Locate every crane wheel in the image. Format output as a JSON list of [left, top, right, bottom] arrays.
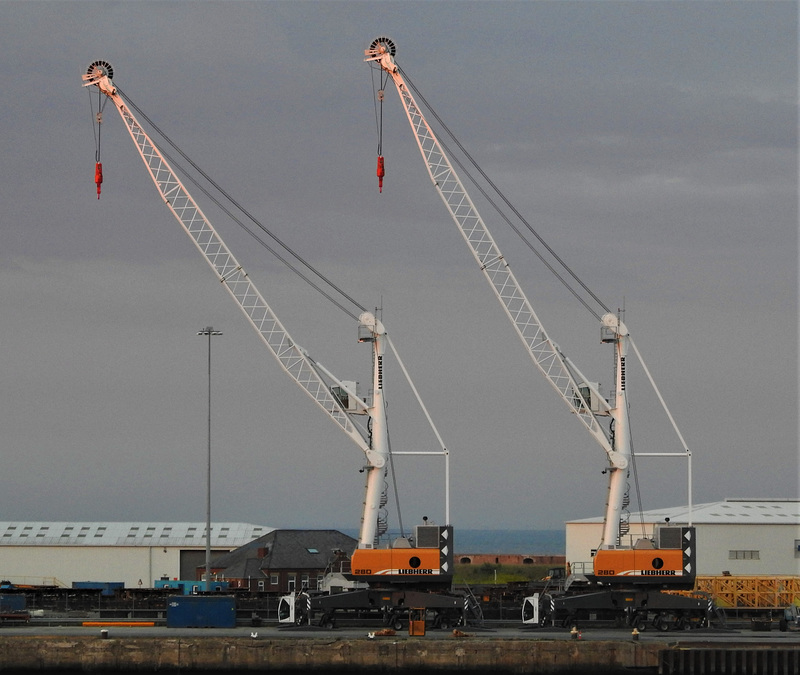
[[86, 60, 114, 80], [369, 37, 396, 57]]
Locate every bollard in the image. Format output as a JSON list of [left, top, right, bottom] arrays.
[[100, 629, 109, 639], [631, 627, 639, 641]]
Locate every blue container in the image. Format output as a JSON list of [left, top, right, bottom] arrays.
[[166, 595, 236, 628], [72, 581, 125, 597], [0, 594, 26, 612]]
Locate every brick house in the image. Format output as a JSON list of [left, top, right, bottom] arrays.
[[202, 529, 357, 594]]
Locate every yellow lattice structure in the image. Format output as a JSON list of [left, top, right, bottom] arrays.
[[690, 576, 800, 608]]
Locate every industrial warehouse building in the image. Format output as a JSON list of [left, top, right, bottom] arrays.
[[2, 500, 796, 590], [565, 498, 800, 576], [0, 522, 272, 588]]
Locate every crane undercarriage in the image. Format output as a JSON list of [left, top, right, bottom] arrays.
[[526, 588, 716, 632]]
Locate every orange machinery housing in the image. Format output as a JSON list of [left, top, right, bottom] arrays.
[[348, 524, 453, 588], [588, 526, 696, 589]]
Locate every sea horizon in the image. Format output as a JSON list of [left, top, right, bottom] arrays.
[[339, 528, 565, 555]]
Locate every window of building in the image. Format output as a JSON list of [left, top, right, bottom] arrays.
[[301, 574, 309, 588], [288, 574, 296, 592], [728, 550, 760, 560], [270, 574, 279, 585], [316, 575, 324, 590]]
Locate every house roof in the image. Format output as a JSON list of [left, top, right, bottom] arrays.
[[567, 498, 800, 526], [211, 529, 358, 577], [0, 522, 272, 547]]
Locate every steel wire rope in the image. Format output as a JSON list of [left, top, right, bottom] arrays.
[[625, 411, 646, 541], [383, 401, 406, 539], [87, 86, 109, 163], [371, 67, 390, 157], [117, 87, 367, 323], [153, 141, 361, 322], [399, 67, 613, 321]]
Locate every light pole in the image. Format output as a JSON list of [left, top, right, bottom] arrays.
[[198, 326, 222, 592]]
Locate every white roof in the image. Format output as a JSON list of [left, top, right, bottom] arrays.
[[0, 522, 273, 547], [568, 498, 800, 526]]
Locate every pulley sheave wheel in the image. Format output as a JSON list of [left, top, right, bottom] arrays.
[[369, 37, 396, 57], [86, 60, 114, 80]]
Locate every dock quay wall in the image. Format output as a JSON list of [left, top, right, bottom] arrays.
[[0, 635, 665, 673], [0, 635, 797, 674]]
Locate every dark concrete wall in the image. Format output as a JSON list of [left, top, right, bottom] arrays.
[[0, 636, 662, 673]]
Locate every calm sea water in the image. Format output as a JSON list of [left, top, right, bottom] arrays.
[[451, 529, 565, 554]]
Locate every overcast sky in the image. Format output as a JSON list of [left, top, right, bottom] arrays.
[[0, 1, 796, 538]]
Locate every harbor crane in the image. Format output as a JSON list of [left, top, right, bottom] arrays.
[[82, 60, 465, 630], [365, 37, 713, 631]]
